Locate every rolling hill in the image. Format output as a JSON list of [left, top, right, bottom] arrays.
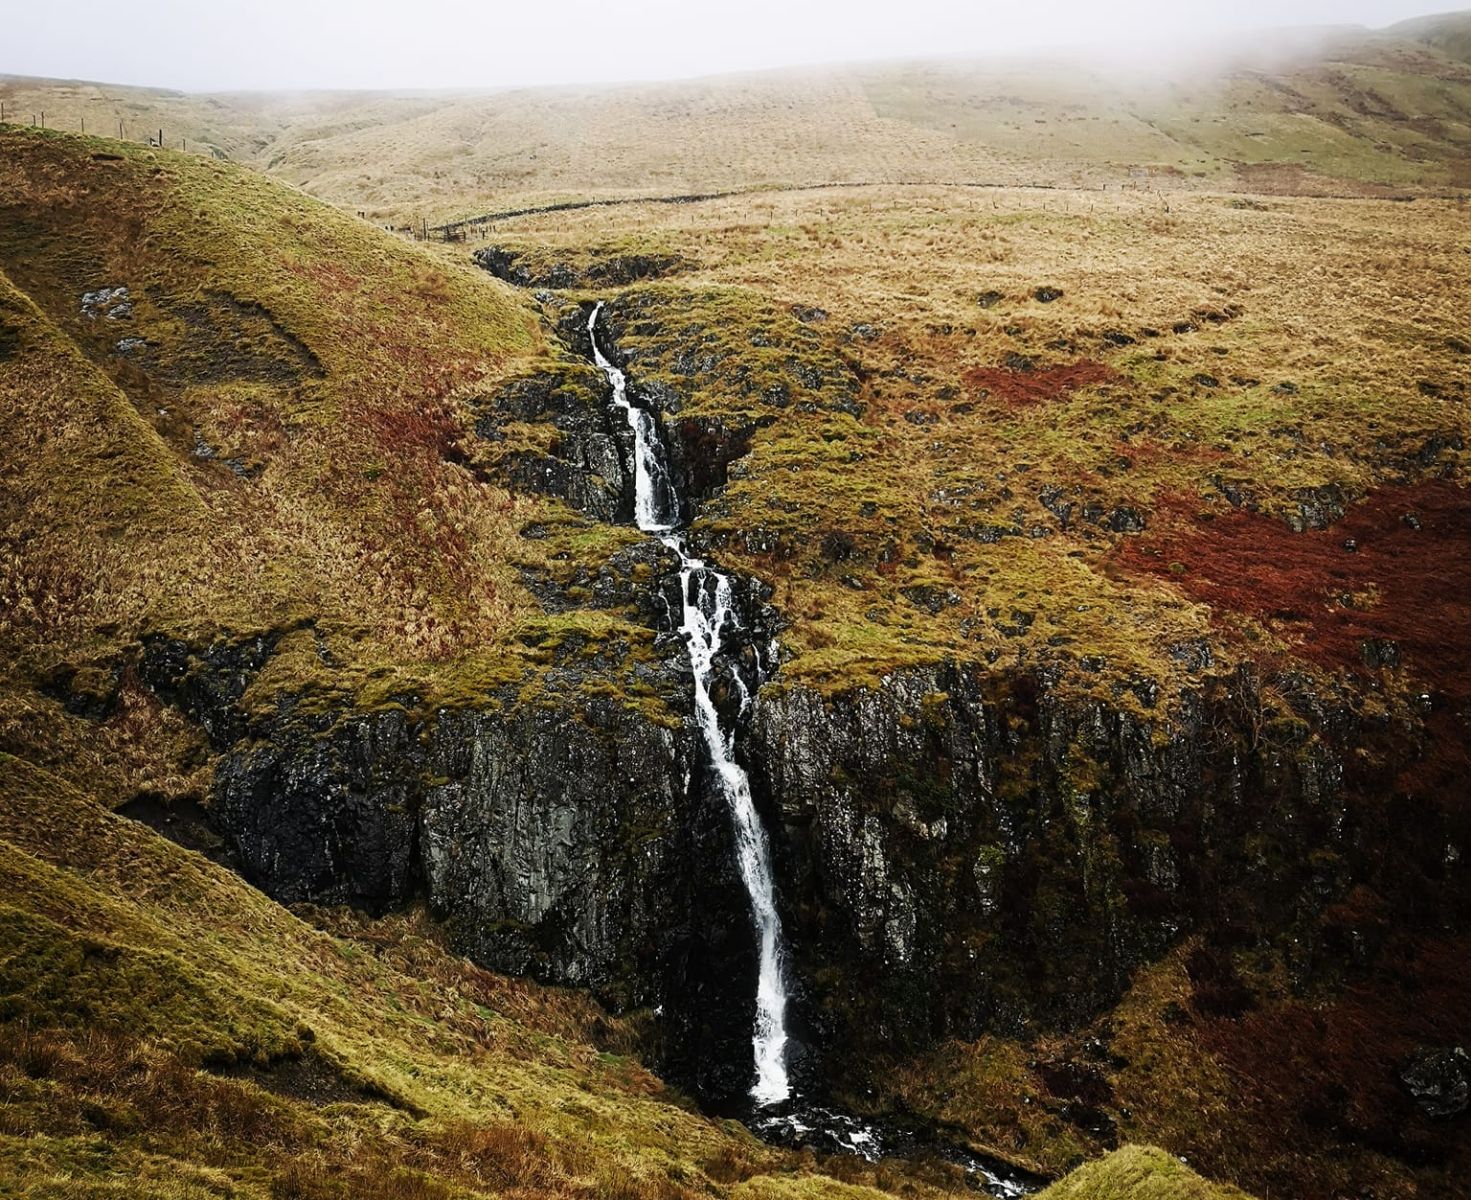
[[3, 11, 1471, 225]]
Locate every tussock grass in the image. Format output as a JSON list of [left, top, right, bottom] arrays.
[[1035, 1145, 1253, 1200]]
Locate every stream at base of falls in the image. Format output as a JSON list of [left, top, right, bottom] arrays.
[[587, 302, 1039, 1197]]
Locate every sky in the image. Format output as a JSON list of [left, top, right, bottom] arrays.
[[2, 0, 1458, 92]]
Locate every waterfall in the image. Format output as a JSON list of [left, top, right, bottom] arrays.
[[588, 302, 791, 1107]]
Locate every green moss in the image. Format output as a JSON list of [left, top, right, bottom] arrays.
[[1038, 1145, 1256, 1200]]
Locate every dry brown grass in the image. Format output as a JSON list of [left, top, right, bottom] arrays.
[[4, 13, 1471, 226]]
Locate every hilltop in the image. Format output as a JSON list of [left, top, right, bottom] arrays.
[[3, 11, 1471, 223]]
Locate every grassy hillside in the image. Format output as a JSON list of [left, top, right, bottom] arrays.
[[0, 124, 682, 789], [3, 51, 1467, 1200], [1036, 1146, 1253, 1200], [5, 12, 1471, 225], [494, 182, 1471, 706]]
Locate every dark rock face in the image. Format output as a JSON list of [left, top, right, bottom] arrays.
[[190, 671, 704, 1006], [1287, 483, 1349, 532], [214, 703, 423, 911], [136, 604, 778, 1101], [1401, 1047, 1471, 1119], [470, 361, 631, 522], [744, 661, 1454, 1074], [474, 246, 688, 290], [419, 701, 692, 1003], [665, 413, 770, 510]]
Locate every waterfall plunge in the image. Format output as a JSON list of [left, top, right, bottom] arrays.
[[589, 303, 791, 1107]]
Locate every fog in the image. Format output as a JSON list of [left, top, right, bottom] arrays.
[[2, 0, 1458, 92]]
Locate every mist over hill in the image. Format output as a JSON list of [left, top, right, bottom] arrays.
[[4, 10, 1471, 223]]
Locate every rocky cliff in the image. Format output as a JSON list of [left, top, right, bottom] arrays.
[[126, 297, 1467, 1124]]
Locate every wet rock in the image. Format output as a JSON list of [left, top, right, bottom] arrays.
[[746, 660, 1365, 1073], [1039, 485, 1076, 529], [849, 323, 881, 342], [1360, 638, 1401, 669], [420, 697, 694, 1001], [473, 247, 542, 288], [1106, 506, 1146, 534], [473, 246, 687, 290], [791, 304, 829, 324], [901, 585, 962, 614], [81, 285, 133, 320], [1168, 639, 1214, 672], [139, 631, 283, 749], [1285, 483, 1348, 533], [1193, 373, 1220, 389], [1400, 1047, 1470, 1119], [213, 703, 423, 912], [471, 364, 630, 522], [665, 414, 770, 511], [1208, 474, 1249, 509]]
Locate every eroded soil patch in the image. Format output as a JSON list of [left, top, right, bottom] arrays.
[[962, 360, 1118, 410]]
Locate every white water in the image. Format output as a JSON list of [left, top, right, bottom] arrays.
[[589, 302, 791, 1107]]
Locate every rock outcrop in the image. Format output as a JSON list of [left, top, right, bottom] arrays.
[[747, 661, 1463, 1083]]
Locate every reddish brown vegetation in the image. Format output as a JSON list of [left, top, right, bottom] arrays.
[[963, 360, 1118, 410], [1119, 482, 1471, 701], [1194, 935, 1471, 1194]]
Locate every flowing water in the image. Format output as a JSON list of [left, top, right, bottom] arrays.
[[588, 302, 1038, 1194], [589, 302, 791, 1107]]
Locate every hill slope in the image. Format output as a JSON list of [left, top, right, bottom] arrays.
[[5, 12, 1471, 224]]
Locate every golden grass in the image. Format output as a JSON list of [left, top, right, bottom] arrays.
[[1035, 1145, 1254, 1200], [489, 183, 1468, 704], [5, 13, 1471, 226]]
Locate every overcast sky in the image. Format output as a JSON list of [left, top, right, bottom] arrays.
[[3, 0, 1457, 92]]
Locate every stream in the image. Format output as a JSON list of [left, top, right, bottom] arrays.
[[587, 302, 1039, 1196]]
